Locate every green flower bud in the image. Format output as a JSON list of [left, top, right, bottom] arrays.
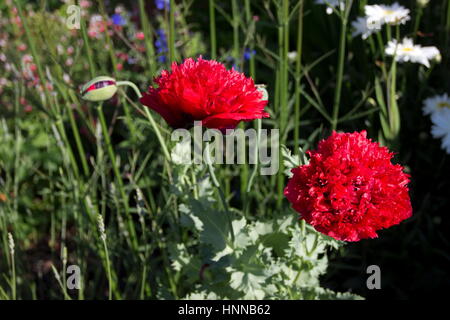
[[417, 0, 429, 8], [80, 76, 117, 102]]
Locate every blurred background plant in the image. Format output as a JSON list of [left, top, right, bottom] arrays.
[[0, 0, 449, 300]]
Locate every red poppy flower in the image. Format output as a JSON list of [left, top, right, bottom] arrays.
[[140, 57, 269, 130], [284, 131, 412, 242]]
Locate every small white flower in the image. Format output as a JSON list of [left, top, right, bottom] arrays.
[[351, 16, 381, 39], [315, 0, 345, 15], [423, 94, 450, 116], [430, 108, 450, 154], [385, 38, 440, 68], [365, 2, 410, 27]]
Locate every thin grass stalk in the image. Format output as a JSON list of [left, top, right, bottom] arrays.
[[446, 0, 450, 55], [230, 0, 249, 205], [231, 0, 240, 64], [413, 4, 424, 39], [96, 104, 139, 250], [138, 0, 156, 77], [103, 241, 113, 300], [97, 213, 113, 300], [14, 0, 53, 107], [243, 0, 258, 208], [98, 1, 138, 141], [54, 117, 81, 180], [244, 0, 255, 77], [85, 197, 121, 299], [169, 0, 176, 62], [209, 0, 217, 59], [331, 0, 352, 131], [294, 1, 304, 151], [79, 3, 96, 78], [387, 25, 400, 147], [276, 0, 290, 209], [63, 94, 90, 177], [98, 0, 118, 74], [8, 233, 15, 300]]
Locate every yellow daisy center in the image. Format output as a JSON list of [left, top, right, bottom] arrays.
[[438, 102, 450, 109], [402, 47, 414, 52]]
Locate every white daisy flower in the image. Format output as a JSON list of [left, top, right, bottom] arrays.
[[385, 38, 440, 68], [315, 0, 345, 15], [423, 94, 450, 116], [430, 108, 450, 154], [351, 16, 381, 39], [365, 2, 410, 27], [421, 46, 441, 63]]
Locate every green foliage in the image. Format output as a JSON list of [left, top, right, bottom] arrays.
[[168, 159, 361, 300], [1, 0, 449, 300]]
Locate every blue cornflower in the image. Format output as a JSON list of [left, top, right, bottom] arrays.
[[155, 28, 168, 63], [155, 0, 170, 10], [111, 13, 126, 26], [244, 48, 256, 61]]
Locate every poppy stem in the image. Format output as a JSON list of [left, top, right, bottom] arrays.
[[247, 118, 261, 192], [205, 144, 235, 245], [116, 81, 171, 161], [116, 81, 143, 98]]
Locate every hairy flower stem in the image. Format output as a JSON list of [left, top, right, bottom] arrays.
[[116, 81, 171, 161], [247, 118, 261, 193], [331, 0, 352, 131], [206, 144, 235, 245]]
